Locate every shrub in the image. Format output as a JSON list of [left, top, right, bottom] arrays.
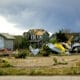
[[39, 49, 50, 57], [0, 58, 13, 67], [49, 37, 57, 44], [15, 50, 29, 58], [41, 50, 49, 56], [29, 70, 35, 75], [1, 58, 9, 63], [53, 57, 58, 65], [2, 62, 13, 67], [0, 70, 4, 75], [53, 57, 68, 65], [39, 44, 50, 56]]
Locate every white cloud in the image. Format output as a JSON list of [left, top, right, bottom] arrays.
[[0, 16, 25, 35]]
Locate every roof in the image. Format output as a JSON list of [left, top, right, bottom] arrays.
[[34, 31, 45, 36], [0, 33, 15, 40], [29, 29, 46, 36]]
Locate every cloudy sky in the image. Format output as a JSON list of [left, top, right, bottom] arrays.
[[0, 0, 80, 35]]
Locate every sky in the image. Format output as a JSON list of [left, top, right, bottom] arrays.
[[0, 0, 80, 35]]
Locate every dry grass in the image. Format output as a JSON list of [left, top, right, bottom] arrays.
[[0, 67, 80, 75], [0, 55, 80, 75], [1, 55, 79, 68]]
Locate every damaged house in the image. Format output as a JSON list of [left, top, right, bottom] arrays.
[[23, 29, 49, 48]]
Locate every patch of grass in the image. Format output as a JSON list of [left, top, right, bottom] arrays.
[[29, 69, 43, 75], [2, 62, 13, 67], [58, 58, 68, 65], [53, 57, 68, 65], [58, 62, 68, 65], [0, 67, 80, 75], [29, 69, 36, 75], [0, 58, 13, 67], [75, 61, 80, 66], [63, 67, 80, 75]]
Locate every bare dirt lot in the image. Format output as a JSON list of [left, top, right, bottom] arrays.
[[0, 55, 80, 75], [6, 55, 80, 68]]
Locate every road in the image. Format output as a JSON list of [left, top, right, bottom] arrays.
[[0, 76, 80, 80]]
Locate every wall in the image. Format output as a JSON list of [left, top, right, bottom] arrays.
[[4, 39, 14, 50], [0, 36, 4, 49]]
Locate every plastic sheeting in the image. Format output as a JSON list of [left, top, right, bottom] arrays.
[[54, 43, 66, 52], [46, 43, 61, 53], [29, 46, 39, 55]]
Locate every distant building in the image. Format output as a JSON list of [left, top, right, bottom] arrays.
[[23, 29, 49, 48], [0, 33, 15, 50]]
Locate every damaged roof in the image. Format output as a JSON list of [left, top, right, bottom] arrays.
[[29, 29, 46, 36]]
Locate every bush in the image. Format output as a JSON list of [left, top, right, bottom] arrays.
[[15, 50, 29, 58], [39, 49, 50, 57], [49, 37, 57, 44], [29, 70, 35, 75], [3, 62, 13, 67], [53, 57, 58, 65], [0, 58, 13, 67], [39, 45, 51, 56], [40, 50, 49, 56]]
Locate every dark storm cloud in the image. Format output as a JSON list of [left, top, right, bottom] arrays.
[[0, 0, 80, 32]]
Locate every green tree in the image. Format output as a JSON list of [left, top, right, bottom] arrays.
[[14, 36, 23, 49], [21, 37, 29, 49], [49, 37, 57, 44], [56, 30, 68, 42], [14, 36, 29, 50]]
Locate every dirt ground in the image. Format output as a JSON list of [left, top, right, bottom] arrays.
[[5, 55, 80, 68]]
